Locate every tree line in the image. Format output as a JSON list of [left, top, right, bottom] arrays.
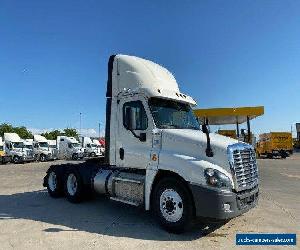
[[0, 123, 79, 140]]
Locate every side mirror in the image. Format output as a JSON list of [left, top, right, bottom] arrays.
[[125, 108, 137, 131], [139, 133, 146, 142]]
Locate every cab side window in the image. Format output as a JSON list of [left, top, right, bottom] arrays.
[[123, 101, 148, 130]]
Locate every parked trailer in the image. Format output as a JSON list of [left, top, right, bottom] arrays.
[[256, 132, 293, 158], [44, 55, 259, 233]]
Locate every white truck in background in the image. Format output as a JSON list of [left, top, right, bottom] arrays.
[[48, 140, 58, 160], [57, 136, 84, 160], [93, 139, 105, 156], [4, 133, 34, 163], [32, 135, 53, 161], [0, 137, 11, 164], [44, 55, 259, 233], [80, 137, 101, 157]]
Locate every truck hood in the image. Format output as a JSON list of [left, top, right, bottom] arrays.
[[161, 129, 241, 172]]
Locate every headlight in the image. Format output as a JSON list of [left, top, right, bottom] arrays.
[[204, 168, 232, 189]]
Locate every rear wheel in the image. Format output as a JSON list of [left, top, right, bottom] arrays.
[[46, 169, 63, 197], [90, 152, 96, 157], [64, 171, 84, 203], [152, 177, 194, 233]]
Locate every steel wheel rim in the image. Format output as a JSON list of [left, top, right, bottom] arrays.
[[160, 188, 183, 223], [48, 172, 57, 191], [67, 173, 77, 196]]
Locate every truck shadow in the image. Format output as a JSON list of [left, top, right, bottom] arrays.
[[0, 190, 226, 241]]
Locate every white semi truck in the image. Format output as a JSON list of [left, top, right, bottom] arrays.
[[32, 135, 53, 161], [48, 140, 58, 160], [57, 136, 84, 160], [80, 137, 101, 157], [4, 133, 34, 163], [44, 55, 259, 233], [93, 139, 105, 156], [0, 137, 11, 164]]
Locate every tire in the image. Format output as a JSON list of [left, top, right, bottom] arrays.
[[64, 171, 84, 203], [72, 153, 78, 161], [46, 169, 63, 198], [40, 154, 46, 162], [90, 152, 96, 157], [267, 153, 273, 159], [152, 177, 194, 234], [13, 156, 21, 164]]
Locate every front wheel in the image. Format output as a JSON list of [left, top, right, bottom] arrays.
[[72, 153, 78, 160], [152, 177, 194, 234], [40, 154, 46, 162], [13, 156, 21, 164]]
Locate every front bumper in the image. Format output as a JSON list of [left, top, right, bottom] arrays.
[[189, 184, 259, 220]]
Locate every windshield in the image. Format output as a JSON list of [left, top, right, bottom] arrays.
[[149, 98, 199, 129], [39, 142, 49, 148], [24, 144, 33, 149], [49, 145, 56, 149], [13, 142, 24, 148], [71, 143, 81, 148], [91, 144, 97, 148]]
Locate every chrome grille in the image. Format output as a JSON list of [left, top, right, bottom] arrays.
[[228, 143, 258, 191]]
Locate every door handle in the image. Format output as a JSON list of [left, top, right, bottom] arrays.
[[119, 148, 124, 160]]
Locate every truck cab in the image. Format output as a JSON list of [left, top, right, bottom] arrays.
[[57, 136, 84, 160], [93, 139, 105, 156], [32, 135, 53, 161], [0, 137, 11, 164], [4, 133, 34, 163], [80, 137, 101, 157], [48, 140, 58, 160], [44, 55, 259, 233]]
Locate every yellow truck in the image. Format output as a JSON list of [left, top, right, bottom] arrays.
[[0, 137, 11, 164], [256, 132, 293, 158]]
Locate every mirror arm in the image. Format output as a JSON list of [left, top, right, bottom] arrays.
[[202, 124, 214, 157], [129, 129, 141, 139]]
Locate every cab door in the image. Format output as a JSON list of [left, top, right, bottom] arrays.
[[116, 95, 153, 169]]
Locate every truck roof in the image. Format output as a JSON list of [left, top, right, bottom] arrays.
[[109, 55, 196, 105], [4, 133, 22, 142], [34, 134, 48, 142]]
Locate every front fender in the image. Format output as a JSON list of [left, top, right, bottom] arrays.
[[158, 151, 234, 187]]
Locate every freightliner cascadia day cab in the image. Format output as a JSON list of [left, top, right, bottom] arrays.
[[4, 133, 34, 163], [32, 135, 53, 161], [57, 136, 84, 160], [44, 55, 259, 233]]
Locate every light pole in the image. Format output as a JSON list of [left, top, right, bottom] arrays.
[[98, 122, 102, 138], [79, 112, 82, 137]]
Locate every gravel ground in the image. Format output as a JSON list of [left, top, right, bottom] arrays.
[[0, 155, 299, 250]]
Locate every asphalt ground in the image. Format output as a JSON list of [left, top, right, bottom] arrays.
[[0, 155, 299, 250]]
